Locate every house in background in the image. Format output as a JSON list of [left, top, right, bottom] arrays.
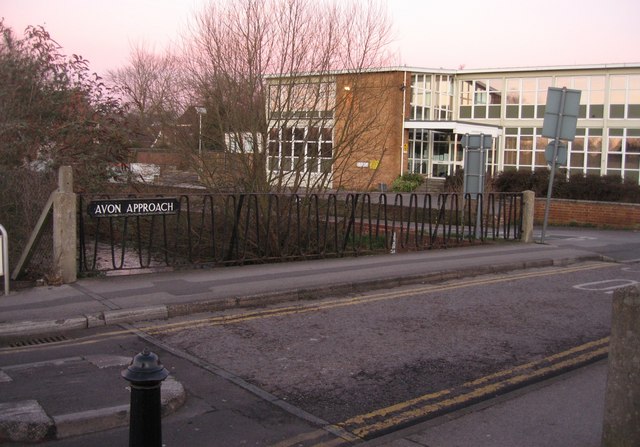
[[266, 63, 640, 190]]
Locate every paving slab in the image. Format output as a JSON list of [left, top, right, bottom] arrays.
[[0, 355, 185, 443]]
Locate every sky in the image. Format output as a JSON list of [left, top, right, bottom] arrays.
[[2, 0, 639, 77]]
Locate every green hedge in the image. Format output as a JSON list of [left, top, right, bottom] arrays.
[[493, 170, 640, 203]]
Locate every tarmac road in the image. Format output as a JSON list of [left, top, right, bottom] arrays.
[[138, 260, 627, 438], [534, 227, 640, 263]]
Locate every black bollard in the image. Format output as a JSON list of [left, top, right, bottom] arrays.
[[122, 348, 169, 447]]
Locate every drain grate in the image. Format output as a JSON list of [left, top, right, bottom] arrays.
[[9, 334, 68, 347]]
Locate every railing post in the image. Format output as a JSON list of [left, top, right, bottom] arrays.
[[0, 224, 9, 295], [53, 166, 77, 283], [521, 190, 535, 243]]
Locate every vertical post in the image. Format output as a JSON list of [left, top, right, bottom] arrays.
[[122, 349, 169, 447], [198, 112, 203, 157], [400, 71, 407, 178], [602, 285, 640, 447], [53, 166, 77, 283], [540, 88, 567, 244], [521, 190, 535, 243], [476, 137, 487, 240], [0, 224, 9, 295]]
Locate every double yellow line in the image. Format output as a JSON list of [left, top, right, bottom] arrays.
[[271, 334, 609, 445], [337, 337, 609, 439]]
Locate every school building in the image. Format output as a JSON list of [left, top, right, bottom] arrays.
[[265, 63, 640, 190]]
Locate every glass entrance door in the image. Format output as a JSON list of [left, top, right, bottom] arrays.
[[408, 130, 464, 177], [431, 132, 450, 177], [431, 132, 463, 177]]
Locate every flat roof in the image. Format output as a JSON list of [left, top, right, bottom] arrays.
[[266, 63, 640, 79]]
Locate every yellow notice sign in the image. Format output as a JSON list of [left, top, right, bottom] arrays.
[[370, 160, 380, 170]]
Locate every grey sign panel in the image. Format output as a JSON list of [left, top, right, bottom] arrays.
[[545, 141, 568, 166], [463, 149, 486, 198], [542, 87, 581, 141], [462, 134, 493, 150]]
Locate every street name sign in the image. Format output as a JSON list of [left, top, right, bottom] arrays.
[[88, 198, 180, 218]]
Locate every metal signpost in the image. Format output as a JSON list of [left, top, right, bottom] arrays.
[[462, 134, 493, 239], [462, 133, 493, 198], [540, 87, 581, 243]]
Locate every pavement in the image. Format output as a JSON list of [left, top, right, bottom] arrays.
[[0, 227, 638, 445], [362, 360, 608, 447]]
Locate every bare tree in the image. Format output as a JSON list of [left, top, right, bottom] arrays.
[[181, 0, 395, 193], [108, 43, 187, 148]]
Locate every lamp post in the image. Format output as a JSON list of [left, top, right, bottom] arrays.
[[195, 106, 207, 157]]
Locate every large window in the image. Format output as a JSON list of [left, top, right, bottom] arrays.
[[503, 127, 549, 171], [570, 128, 602, 176], [459, 79, 503, 119], [434, 75, 454, 120], [410, 74, 452, 120], [555, 76, 605, 119], [410, 74, 432, 120], [267, 126, 333, 174], [505, 77, 551, 119], [608, 128, 640, 183], [609, 75, 640, 119], [408, 129, 429, 174]]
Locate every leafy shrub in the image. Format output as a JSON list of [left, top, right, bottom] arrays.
[[0, 167, 57, 276], [445, 168, 464, 192], [391, 173, 424, 192]]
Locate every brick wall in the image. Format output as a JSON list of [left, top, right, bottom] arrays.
[[131, 149, 185, 167], [534, 198, 640, 230], [334, 71, 405, 190]]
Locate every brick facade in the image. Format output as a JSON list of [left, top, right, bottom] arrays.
[[334, 72, 405, 190], [131, 149, 186, 168]]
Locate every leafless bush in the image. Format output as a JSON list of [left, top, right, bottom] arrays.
[[0, 167, 57, 278]]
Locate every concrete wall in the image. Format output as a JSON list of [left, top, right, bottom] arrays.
[[534, 198, 640, 230]]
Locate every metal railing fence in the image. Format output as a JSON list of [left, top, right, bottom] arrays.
[[78, 192, 523, 274]]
